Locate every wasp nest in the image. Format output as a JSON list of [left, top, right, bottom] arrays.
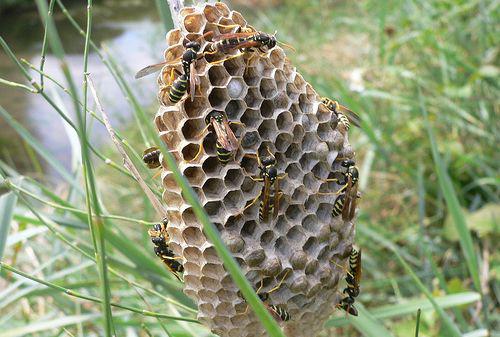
[[153, 3, 356, 337]]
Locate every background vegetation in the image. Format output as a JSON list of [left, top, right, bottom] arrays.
[[0, 0, 498, 336]]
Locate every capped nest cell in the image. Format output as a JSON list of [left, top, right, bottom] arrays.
[[153, 3, 357, 337]]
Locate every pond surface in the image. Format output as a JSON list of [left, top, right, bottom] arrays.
[[0, 0, 171, 177]]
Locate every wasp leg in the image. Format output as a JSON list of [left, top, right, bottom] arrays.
[[209, 52, 245, 65], [236, 190, 262, 217], [187, 143, 205, 163], [248, 176, 264, 183]]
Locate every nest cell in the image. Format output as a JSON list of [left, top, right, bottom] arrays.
[[244, 87, 263, 109], [225, 99, 246, 120], [259, 78, 278, 99]]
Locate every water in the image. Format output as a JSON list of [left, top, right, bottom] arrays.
[[0, 0, 169, 177]]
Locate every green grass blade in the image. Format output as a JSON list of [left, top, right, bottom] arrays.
[[0, 106, 82, 192], [1, 313, 103, 337], [0, 191, 17, 260], [415, 308, 421, 337], [326, 292, 480, 327], [347, 304, 395, 337], [393, 249, 462, 336], [154, 0, 174, 33], [419, 90, 481, 292]]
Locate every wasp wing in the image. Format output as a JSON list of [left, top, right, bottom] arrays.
[[273, 178, 281, 219], [342, 176, 358, 221], [338, 104, 361, 128], [222, 119, 239, 151], [135, 62, 166, 79], [211, 117, 232, 150], [189, 62, 196, 102], [261, 178, 271, 223], [212, 32, 255, 41]]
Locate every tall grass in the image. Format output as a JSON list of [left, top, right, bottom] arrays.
[[0, 0, 498, 336]]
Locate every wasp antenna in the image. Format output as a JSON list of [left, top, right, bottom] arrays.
[[278, 40, 296, 52]]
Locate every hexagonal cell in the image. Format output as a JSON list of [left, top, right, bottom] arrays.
[[184, 97, 210, 119], [256, 57, 274, 77], [224, 168, 244, 189], [223, 190, 244, 210], [292, 124, 305, 143], [260, 100, 275, 119], [160, 110, 185, 131], [299, 96, 314, 114], [312, 161, 330, 180], [302, 131, 319, 152], [244, 87, 263, 109], [202, 154, 224, 176], [286, 225, 305, 242], [203, 5, 222, 22], [182, 143, 201, 162], [166, 28, 182, 44], [269, 48, 285, 69], [293, 73, 306, 90], [243, 67, 260, 87], [276, 110, 293, 131], [275, 236, 290, 254], [226, 78, 246, 99], [304, 259, 319, 275], [184, 13, 206, 33], [273, 94, 291, 113], [203, 178, 226, 199], [274, 69, 287, 92], [241, 220, 257, 237], [260, 230, 275, 246], [163, 190, 184, 209], [291, 186, 308, 203], [302, 213, 319, 233], [224, 57, 245, 76], [257, 119, 278, 141], [208, 88, 229, 110], [198, 288, 218, 303], [289, 103, 302, 122], [182, 226, 205, 246], [240, 108, 261, 128], [286, 83, 300, 101], [225, 99, 246, 120], [230, 11, 247, 28], [208, 66, 230, 86], [216, 17, 237, 34], [164, 44, 184, 63], [183, 166, 206, 187], [303, 172, 321, 191], [303, 237, 319, 254], [205, 200, 226, 219], [240, 130, 260, 150], [284, 143, 301, 162], [275, 133, 292, 153], [259, 78, 277, 99], [285, 204, 303, 222], [317, 121, 334, 142], [183, 245, 203, 262], [181, 117, 206, 140]]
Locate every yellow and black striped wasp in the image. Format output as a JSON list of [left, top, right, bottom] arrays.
[[142, 146, 161, 169], [148, 218, 184, 281], [240, 147, 287, 223], [243, 270, 291, 322], [321, 97, 361, 131], [337, 248, 362, 316], [135, 33, 212, 103], [191, 110, 241, 165], [205, 27, 294, 65], [318, 159, 360, 221]]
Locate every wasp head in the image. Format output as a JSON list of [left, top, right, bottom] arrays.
[[341, 159, 355, 168], [185, 41, 201, 52]]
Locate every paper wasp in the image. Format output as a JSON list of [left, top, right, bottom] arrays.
[[242, 270, 291, 322], [191, 110, 241, 165], [240, 147, 287, 223], [337, 248, 361, 316], [148, 218, 184, 281], [205, 27, 294, 65], [318, 159, 359, 221], [135, 33, 212, 102], [321, 97, 361, 131], [142, 146, 161, 169]]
